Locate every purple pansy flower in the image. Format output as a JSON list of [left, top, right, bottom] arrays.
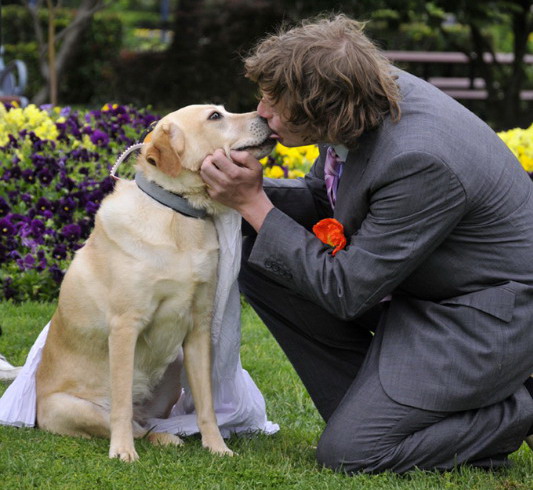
[[36, 197, 54, 214], [77, 217, 93, 236], [52, 244, 68, 260], [0, 197, 10, 217], [57, 196, 76, 219], [36, 250, 48, 271], [60, 223, 82, 242], [20, 193, 33, 205], [2, 165, 22, 181], [30, 219, 46, 238], [37, 167, 54, 186], [49, 264, 65, 284], [17, 253, 36, 270], [85, 201, 100, 215], [21, 169, 36, 184], [0, 217, 16, 237], [8, 250, 21, 260]]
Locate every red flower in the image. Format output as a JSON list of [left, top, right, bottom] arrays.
[[312, 218, 347, 256]]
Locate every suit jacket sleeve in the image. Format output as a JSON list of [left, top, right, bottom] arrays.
[[242, 150, 332, 234], [247, 151, 467, 320]]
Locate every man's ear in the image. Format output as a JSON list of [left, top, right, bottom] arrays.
[[143, 122, 185, 178]]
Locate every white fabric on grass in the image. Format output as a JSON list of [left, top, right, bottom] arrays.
[[0, 210, 279, 437]]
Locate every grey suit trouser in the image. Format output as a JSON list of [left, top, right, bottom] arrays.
[[239, 237, 533, 473]]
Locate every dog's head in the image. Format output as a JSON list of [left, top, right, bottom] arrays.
[[137, 105, 276, 194]]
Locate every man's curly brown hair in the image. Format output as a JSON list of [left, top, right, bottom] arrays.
[[244, 14, 401, 147]]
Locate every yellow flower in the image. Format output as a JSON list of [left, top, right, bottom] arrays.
[[82, 134, 96, 151], [4, 107, 24, 127], [265, 165, 285, 179], [263, 142, 319, 178], [0, 103, 59, 143], [35, 121, 59, 141], [102, 103, 119, 111], [521, 155, 533, 172], [289, 169, 305, 179], [498, 123, 533, 174]]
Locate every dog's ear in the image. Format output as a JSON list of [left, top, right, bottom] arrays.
[[144, 122, 185, 178]]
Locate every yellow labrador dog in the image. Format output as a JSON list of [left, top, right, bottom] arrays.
[[35, 105, 276, 462]]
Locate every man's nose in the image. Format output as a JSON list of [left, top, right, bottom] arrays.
[[257, 100, 272, 119]]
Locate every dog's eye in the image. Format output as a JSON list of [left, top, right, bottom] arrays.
[[208, 111, 223, 121]]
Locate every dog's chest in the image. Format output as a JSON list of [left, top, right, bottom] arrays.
[[131, 219, 219, 397], [154, 218, 218, 284], [103, 206, 219, 284]]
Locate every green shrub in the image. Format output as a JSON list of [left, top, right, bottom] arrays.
[[2, 5, 122, 104]]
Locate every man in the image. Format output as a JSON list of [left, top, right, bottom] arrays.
[[200, 14, 533, 473]]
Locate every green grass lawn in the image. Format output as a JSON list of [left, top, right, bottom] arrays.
[[1, 301, 532, 489]]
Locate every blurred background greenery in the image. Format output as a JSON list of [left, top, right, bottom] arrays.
[[2, 0, 533, 129]]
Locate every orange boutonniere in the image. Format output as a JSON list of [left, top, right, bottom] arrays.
[[312, 218, 347, 256]]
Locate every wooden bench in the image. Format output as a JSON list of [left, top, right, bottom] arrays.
[[385, 50, 533, 101]]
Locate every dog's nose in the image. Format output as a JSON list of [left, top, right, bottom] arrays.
[[251, 116, 270, 132]]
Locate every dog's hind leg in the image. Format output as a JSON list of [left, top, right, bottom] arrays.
[[143, 349, 183, 419], [141, 352, 185, 448], [147, 432, 184, 447], [37, 392, 111, 439]]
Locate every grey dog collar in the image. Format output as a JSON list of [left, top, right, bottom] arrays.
[[134, 171, 207, 219]]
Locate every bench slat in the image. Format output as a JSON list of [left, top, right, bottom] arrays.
[[385, 50, 533, 64], [429, 77, 486, 89], [439, 89, 533, 100]]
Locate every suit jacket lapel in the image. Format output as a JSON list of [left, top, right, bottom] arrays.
[[334, 130, 378, 233]]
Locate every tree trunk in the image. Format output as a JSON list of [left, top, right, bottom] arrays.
[[501, 0, 532, 128], [29, 0, 106, 105], [46, 0, 57, 106]]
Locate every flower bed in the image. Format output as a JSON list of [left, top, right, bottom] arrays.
[[0, 103, 158, 301], [0, 103, 531, 302], [260, 144, 318, 179], [498, 123, 533, 172]]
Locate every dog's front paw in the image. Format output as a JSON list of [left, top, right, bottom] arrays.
[[211, 445, 234, 457], [109, 443, 139, 462], [203, 440, 234, 457]]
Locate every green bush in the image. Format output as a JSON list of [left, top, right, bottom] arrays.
[[1, 5, 122, 104]]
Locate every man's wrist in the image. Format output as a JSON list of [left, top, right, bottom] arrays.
[[239, 193, 274, 232]]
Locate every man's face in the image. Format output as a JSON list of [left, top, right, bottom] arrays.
[[256, 94, 310, 147]]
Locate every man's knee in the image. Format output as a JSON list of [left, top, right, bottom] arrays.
[[315, 422, 372, 473]]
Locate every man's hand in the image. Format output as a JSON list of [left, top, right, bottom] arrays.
[[200, 149, 274, 231]]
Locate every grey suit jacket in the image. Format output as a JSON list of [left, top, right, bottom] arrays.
[[247, 70, 533, 412]]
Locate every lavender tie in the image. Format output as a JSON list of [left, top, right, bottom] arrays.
[[324, 146, 344, 209]]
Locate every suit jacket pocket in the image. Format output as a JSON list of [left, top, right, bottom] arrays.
[[440, 283, 515, 322], [378, 283, 519, 412]]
